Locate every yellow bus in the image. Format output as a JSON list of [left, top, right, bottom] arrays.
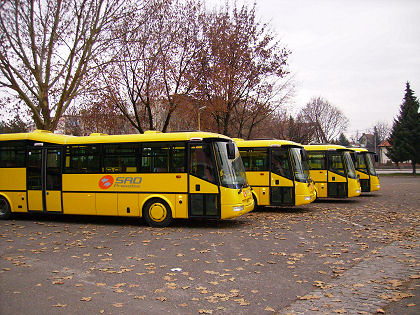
[[349, 148, 380, 193], [0, 130, 254, 227], [304, 145, 361, 199], [235, 139, 316, 207]]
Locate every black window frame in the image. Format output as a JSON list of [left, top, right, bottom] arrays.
[[307, 150, 326, 170], [140, 141, 187, 173], [0, 140, 27, 168], [63, 144, 102, 174], [270, 147, 293, 180], [238, 147, 269, 172]]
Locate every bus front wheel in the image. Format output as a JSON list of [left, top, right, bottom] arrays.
[[143, 198, 173, 228], [0, 196, 11, 220]]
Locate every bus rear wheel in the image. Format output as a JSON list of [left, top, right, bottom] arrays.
[[143, 198, 173, 227], [0, 196, 11, 220]]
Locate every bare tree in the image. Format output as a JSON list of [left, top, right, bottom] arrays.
[[195, 3, 290, 136], [372, 121, 391, 143], [97, 0, 205, 133], [231, 76, 294, 139], [299, 96, 349, 143], [0, 0, 128, 131]]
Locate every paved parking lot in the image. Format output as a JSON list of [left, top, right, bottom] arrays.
[[1, 176, 419, 314]]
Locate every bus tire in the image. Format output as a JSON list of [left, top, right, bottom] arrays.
[[253, 194, 262, 211], [142, 198, 173, 228], [0, 196, 11, 220]]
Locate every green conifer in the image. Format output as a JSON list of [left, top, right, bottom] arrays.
[[387, 82, 420, 174]]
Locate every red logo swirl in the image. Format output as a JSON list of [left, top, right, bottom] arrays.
[[99, 175, 114, 189]]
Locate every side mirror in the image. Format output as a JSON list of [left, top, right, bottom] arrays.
[[226, 142, 236, 159]]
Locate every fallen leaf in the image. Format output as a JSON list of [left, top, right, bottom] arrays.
[[112, 303, 123, 308], [52, 303, 67, 307], [80, 297, 92, 302], [299, 295, 320, 300]]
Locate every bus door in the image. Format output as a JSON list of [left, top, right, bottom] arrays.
[[27, 146, 62, 212], [188, 142, 220, 218], [270, 147, 294, 205], [327, 151, 347, 198]]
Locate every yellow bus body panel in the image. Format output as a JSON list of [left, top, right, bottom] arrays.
[[370, 176, 380, 191], [271, 173, 293, 187], [356, 170, 369, 180], [117, 193, 140, 217], [189, 176, 219, 194], [63, 193, 96, 215], [246, 171, 269, 186], [251, 186, 270, 206], [174, 194, 188, 218], [96, 193, 118, 216], [0, 168, 26, 190], [220, 186, 253, 219], [309, 170, 327, 198], [63, 173, 188, 193], [328, 172, 347, 183], [28, 191, 43, 211], [46, 191, 62, 212], [0, 192, 27, 212], [348, 178, 362, 197], [295, 181, 316, 206]]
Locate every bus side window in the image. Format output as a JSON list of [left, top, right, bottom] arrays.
[[239, 148, 268, 171], [0, 141, 26, 168], [328, 153, 345, 176], [307, 151, 325, 170], [103, 143, 138, 173], [190, 144, 217, 183], [271, 148, 292, 179], [64, 145, 101, 173], [140, 142, 186, 173]]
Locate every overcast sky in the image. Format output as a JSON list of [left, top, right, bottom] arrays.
[[211, 0, 420, 137]]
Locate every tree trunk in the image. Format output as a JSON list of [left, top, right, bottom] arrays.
[[412, 161, 416, 175]]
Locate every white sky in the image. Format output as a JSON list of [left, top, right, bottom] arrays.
[[210, 0, 420, 137]]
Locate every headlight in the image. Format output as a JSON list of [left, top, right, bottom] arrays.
[[304, 196, 311, 201], [356, 190, 361, 194], [233, 205, 244, 212], [376, 185, 380, 188]]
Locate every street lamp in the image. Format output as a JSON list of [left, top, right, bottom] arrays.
[[197, 106, 206, 131]]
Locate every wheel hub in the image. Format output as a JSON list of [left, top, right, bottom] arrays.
[[149, 203, 166, 222]]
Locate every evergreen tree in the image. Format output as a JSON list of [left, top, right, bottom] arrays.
[[387, 82, 420, 174], [338, 133, 350, 146]]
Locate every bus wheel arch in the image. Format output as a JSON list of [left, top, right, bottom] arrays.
[[0, 195, 12, 220], [142, 197, 173, 227], [252, 192, 261, 210]]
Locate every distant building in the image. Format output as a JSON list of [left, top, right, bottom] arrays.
[[378, 140, 391, 164], [358, 133, 376, 152]]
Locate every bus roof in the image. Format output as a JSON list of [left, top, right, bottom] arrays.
[[234, 138, 303, 148], [348, 147, 376, 154], [0, 130, 232, 144], [304, 144, 350, 151]]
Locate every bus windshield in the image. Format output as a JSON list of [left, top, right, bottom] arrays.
[[366, 153, 377, 176], [343, 151, 357, 179], [290, 147, 309, 183], [214, 141, 248, 189], [354, 153, 368, 173]]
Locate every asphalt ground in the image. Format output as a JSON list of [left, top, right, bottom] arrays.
[[1, 176, 419, 315]]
